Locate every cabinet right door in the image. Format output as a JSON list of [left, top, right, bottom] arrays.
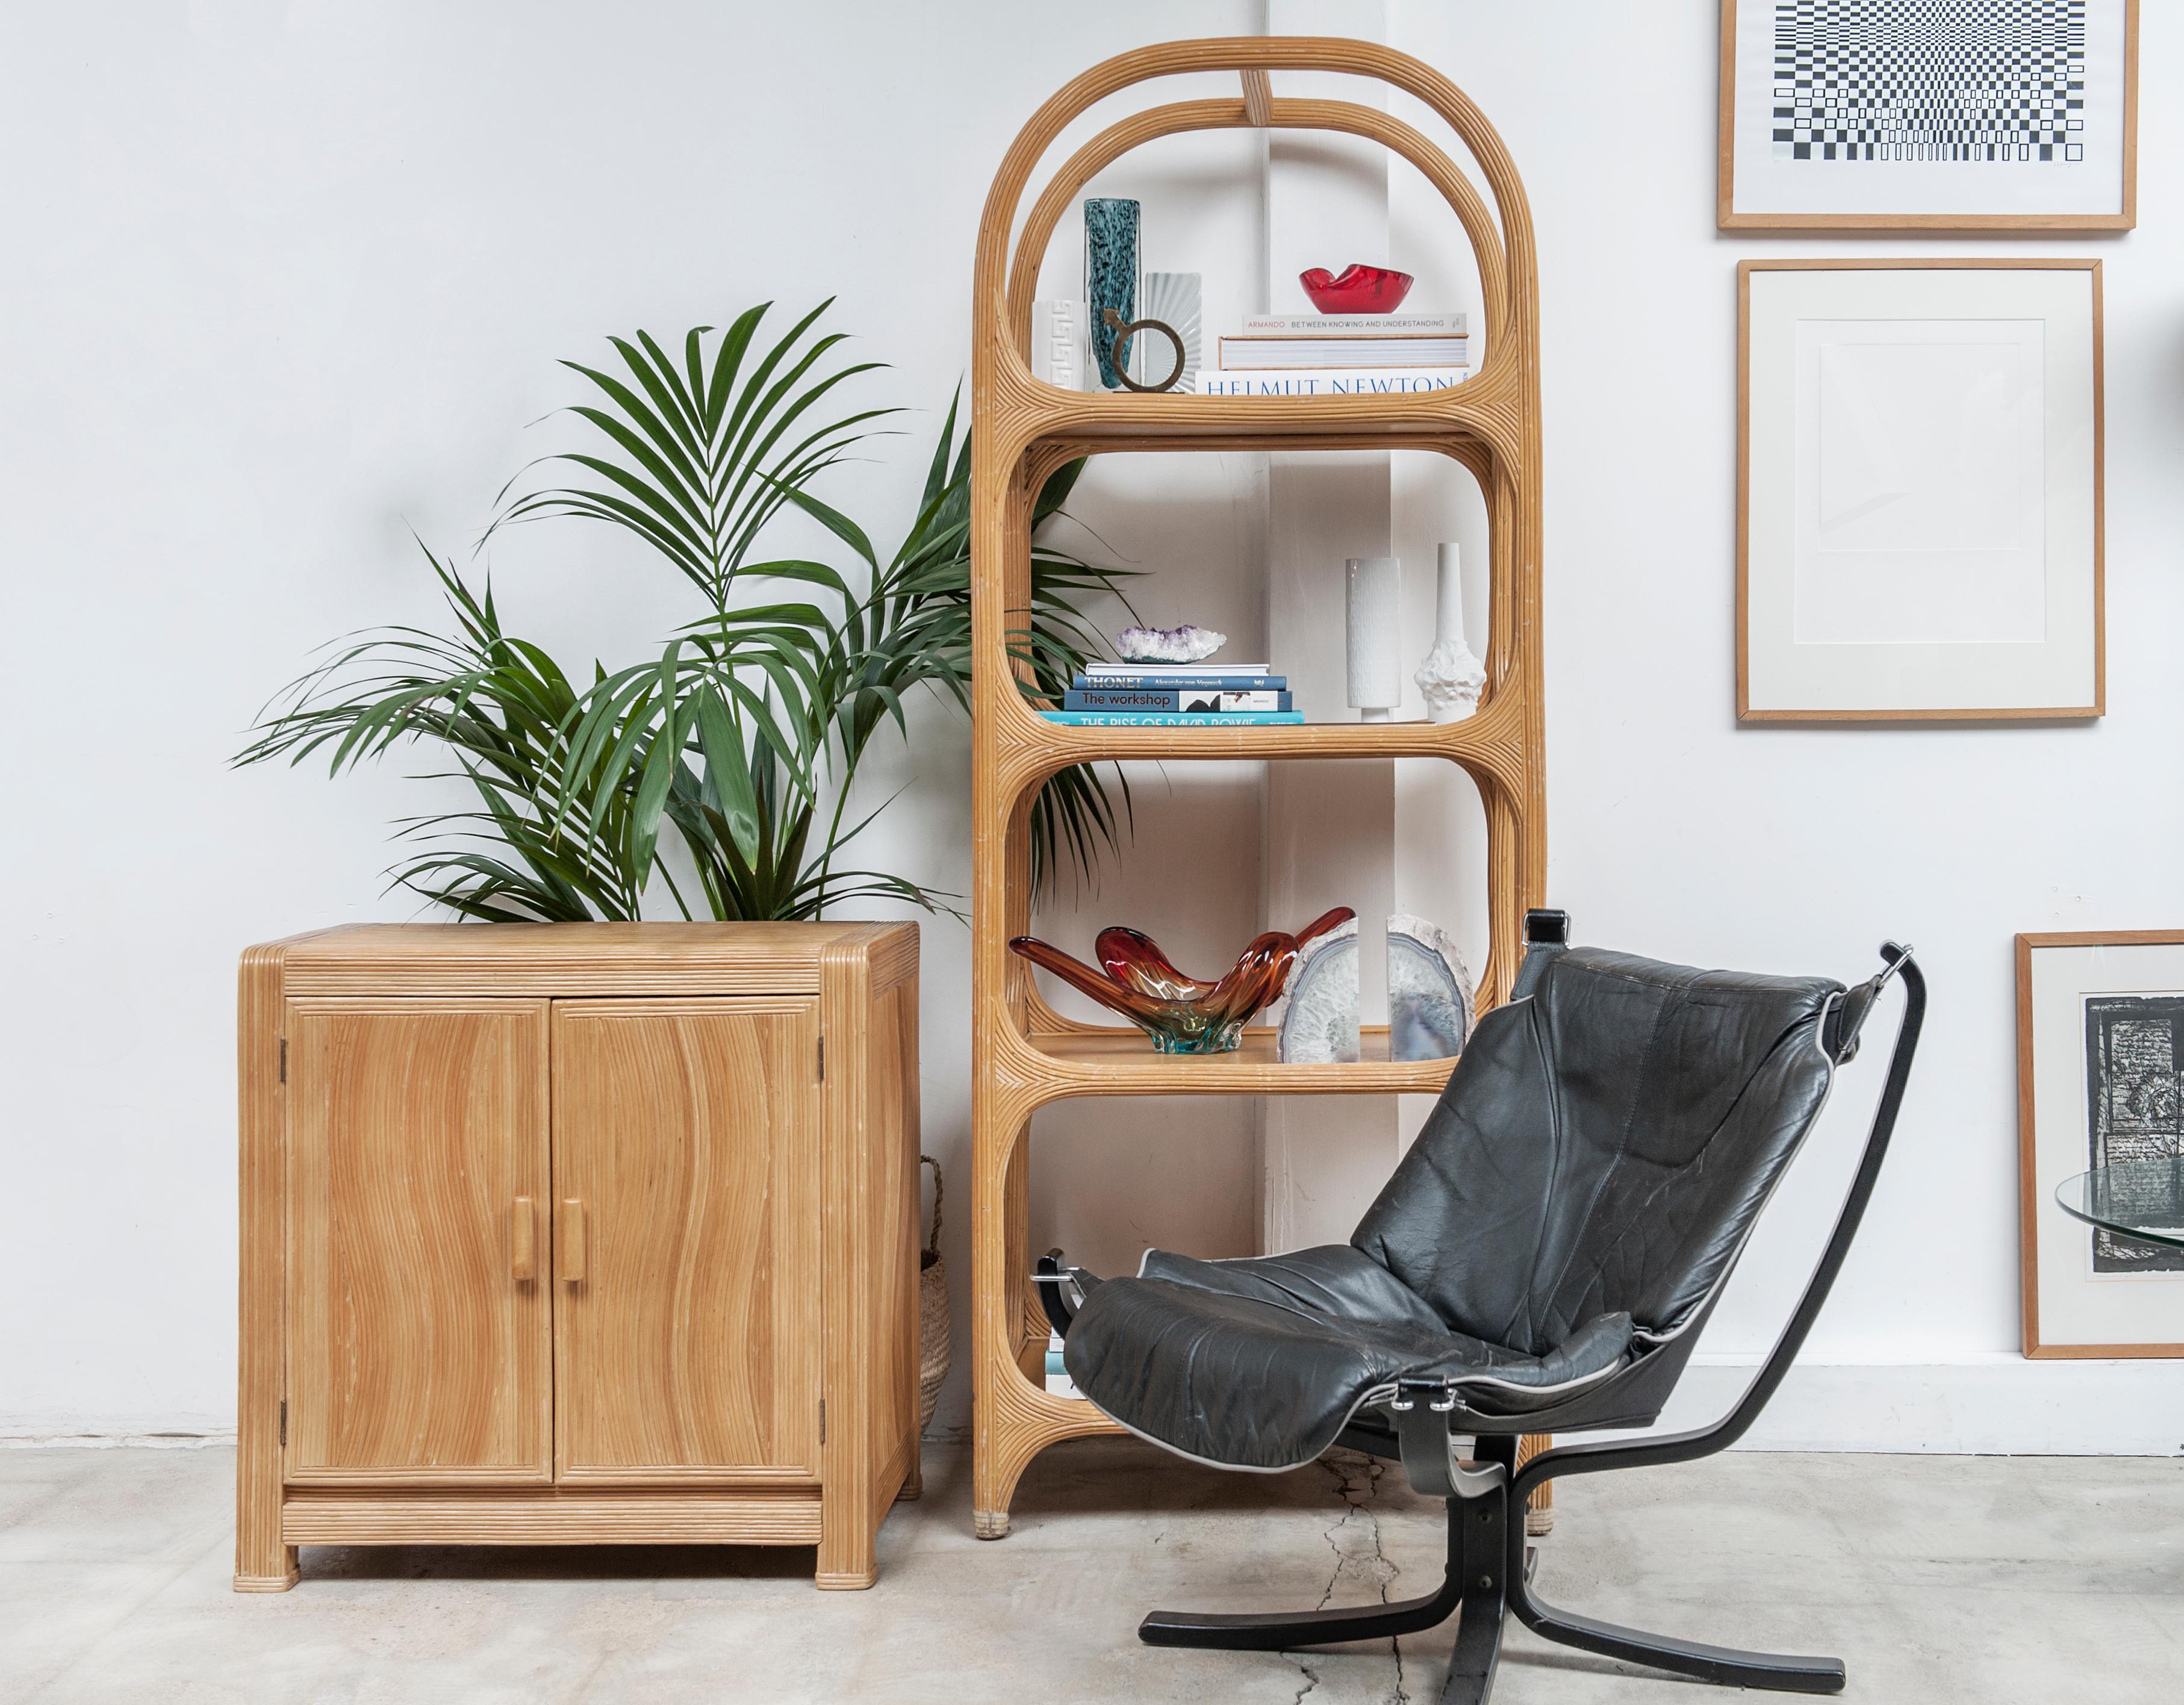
[[551, 998, 823, 1484]]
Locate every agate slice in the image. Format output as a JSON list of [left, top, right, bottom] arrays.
[[1011, 907, 1354, 1055], [1388, 913, 1475, 1061], [1277, 915, 1360, 1064]]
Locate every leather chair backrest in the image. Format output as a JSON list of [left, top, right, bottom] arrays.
[[1351, 947, 1841, 1357]]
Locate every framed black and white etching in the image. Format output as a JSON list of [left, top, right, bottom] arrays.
[[1720, 0, 2139, 231], [2018, 933, 2184, 1359], [1738, 260, 2103, 722]]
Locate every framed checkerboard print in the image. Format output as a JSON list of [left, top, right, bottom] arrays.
[[1720, 0, 2138, 231]]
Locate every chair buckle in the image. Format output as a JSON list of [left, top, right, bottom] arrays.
[[1395, 1375, 1459, 1414]]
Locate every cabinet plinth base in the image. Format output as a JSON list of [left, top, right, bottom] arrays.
[[279, 1488, 827, 1547]]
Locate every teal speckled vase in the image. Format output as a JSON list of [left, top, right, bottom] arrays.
[[1082, 197, 1140, 390]]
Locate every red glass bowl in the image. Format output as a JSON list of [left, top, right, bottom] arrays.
[[1010, 908, 1356, 1054], [1298, 264, 1414, 315]]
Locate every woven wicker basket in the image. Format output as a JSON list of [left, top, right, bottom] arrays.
[[917, 1155, 950, 1434]]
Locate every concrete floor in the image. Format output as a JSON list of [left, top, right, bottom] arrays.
[[0, 1439, 2177, 1703]]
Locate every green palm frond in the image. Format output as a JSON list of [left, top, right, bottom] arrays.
[[487, 303, 898, 615], [238, 306, 1139, 922], [237, 545, 647, 921]]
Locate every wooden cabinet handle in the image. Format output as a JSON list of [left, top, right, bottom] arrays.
[[512, 1197, 537, 1281], [561, 1198, 585, 1282]]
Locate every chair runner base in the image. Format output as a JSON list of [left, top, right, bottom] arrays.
[[1137, 1448, 1844, 1703]]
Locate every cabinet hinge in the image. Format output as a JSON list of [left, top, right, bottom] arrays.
[[817, 1036, 825, 1081], [278, 1400, 287, 1447], [818, 1399, 827, 1444], [278, 1038, 287, 1084]]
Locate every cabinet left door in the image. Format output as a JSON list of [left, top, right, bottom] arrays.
[[285, 1000, 553, 1485]]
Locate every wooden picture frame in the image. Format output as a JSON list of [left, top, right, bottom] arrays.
[[1737, 259, 2105, 724], [2018, 931, 2184, 1361], [1719, 0, 2139, 232]]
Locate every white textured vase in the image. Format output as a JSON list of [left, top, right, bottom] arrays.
[[1345, 556, 1402, 722], [1414, 542, 1486, 724]]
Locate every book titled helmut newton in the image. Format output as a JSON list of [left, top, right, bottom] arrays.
[[1196, 368, 1467, 396]]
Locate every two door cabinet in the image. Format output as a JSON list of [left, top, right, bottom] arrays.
[[236, 923, 921, 1591]]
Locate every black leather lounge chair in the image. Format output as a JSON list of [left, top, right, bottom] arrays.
[[1038, 912, 1924, 1703]]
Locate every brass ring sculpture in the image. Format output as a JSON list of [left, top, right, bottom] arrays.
[[1102, 307, 1187, 393]]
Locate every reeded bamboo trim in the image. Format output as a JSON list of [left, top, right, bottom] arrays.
[[1241, 67, 1274, 126], [971, 37, 1548, 1538]]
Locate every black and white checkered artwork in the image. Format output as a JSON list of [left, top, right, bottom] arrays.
[[1773, 1, 2087, 163]]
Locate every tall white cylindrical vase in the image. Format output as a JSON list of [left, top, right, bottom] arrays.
[[1346, 556, 1402, 722], [1414, 542, 1486, 724]]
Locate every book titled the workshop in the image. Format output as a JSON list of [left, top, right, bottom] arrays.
[[1064, 688, 1291, 712], [1195, 367, 1468, 396]]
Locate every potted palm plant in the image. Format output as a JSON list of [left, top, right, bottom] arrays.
[[238, 300, 1130, 915]]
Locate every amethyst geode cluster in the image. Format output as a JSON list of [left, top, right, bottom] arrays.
[[1114, 624, 1226, 664]]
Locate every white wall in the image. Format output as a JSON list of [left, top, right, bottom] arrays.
[[4, 1, 2181, 1449]]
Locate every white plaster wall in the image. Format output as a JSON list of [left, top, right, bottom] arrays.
[[0, 0, 1258, 1439], [2, 1, 2181, 1450]]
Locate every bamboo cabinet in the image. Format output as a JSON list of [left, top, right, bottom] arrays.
[[968, 38, 1551, 1537], [236, 922, 921, 1591]]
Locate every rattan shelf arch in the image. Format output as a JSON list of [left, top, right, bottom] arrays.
[[968, 36, 1547, 1538]]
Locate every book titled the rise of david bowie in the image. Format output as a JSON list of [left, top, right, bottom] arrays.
[[1039, 710, 1304, 727]]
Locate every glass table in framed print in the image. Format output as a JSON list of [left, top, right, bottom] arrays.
[[2018, 931, 2184, 1358], [2057, 1161, 2184, 1254]]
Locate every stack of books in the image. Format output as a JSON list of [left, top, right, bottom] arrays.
[[1196, 311, 1469, 397], [1041, 663, 1301, 727], [1044, 1329, 1084, 1400]]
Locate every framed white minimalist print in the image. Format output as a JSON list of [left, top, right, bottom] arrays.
[[1738, 261, 2102, 722], [1719, 0, 2138, 231]]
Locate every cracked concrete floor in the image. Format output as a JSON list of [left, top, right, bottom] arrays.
[[1, 1438, 2179, 1703]]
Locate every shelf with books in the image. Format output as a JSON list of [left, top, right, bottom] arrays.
[[992, 368, 1520, 449], [987, 685, 1527, 816]]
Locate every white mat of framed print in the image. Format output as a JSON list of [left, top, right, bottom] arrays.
[[2018, 933, 2184, 1358], [1738, 261, 2102, 722], [1719, 0, 2138, 230]]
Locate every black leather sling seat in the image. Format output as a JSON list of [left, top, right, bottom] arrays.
[[1063, 946, 1843, 1473]]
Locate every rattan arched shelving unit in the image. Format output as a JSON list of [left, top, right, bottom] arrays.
[[968, 37, 1547, 1538]]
